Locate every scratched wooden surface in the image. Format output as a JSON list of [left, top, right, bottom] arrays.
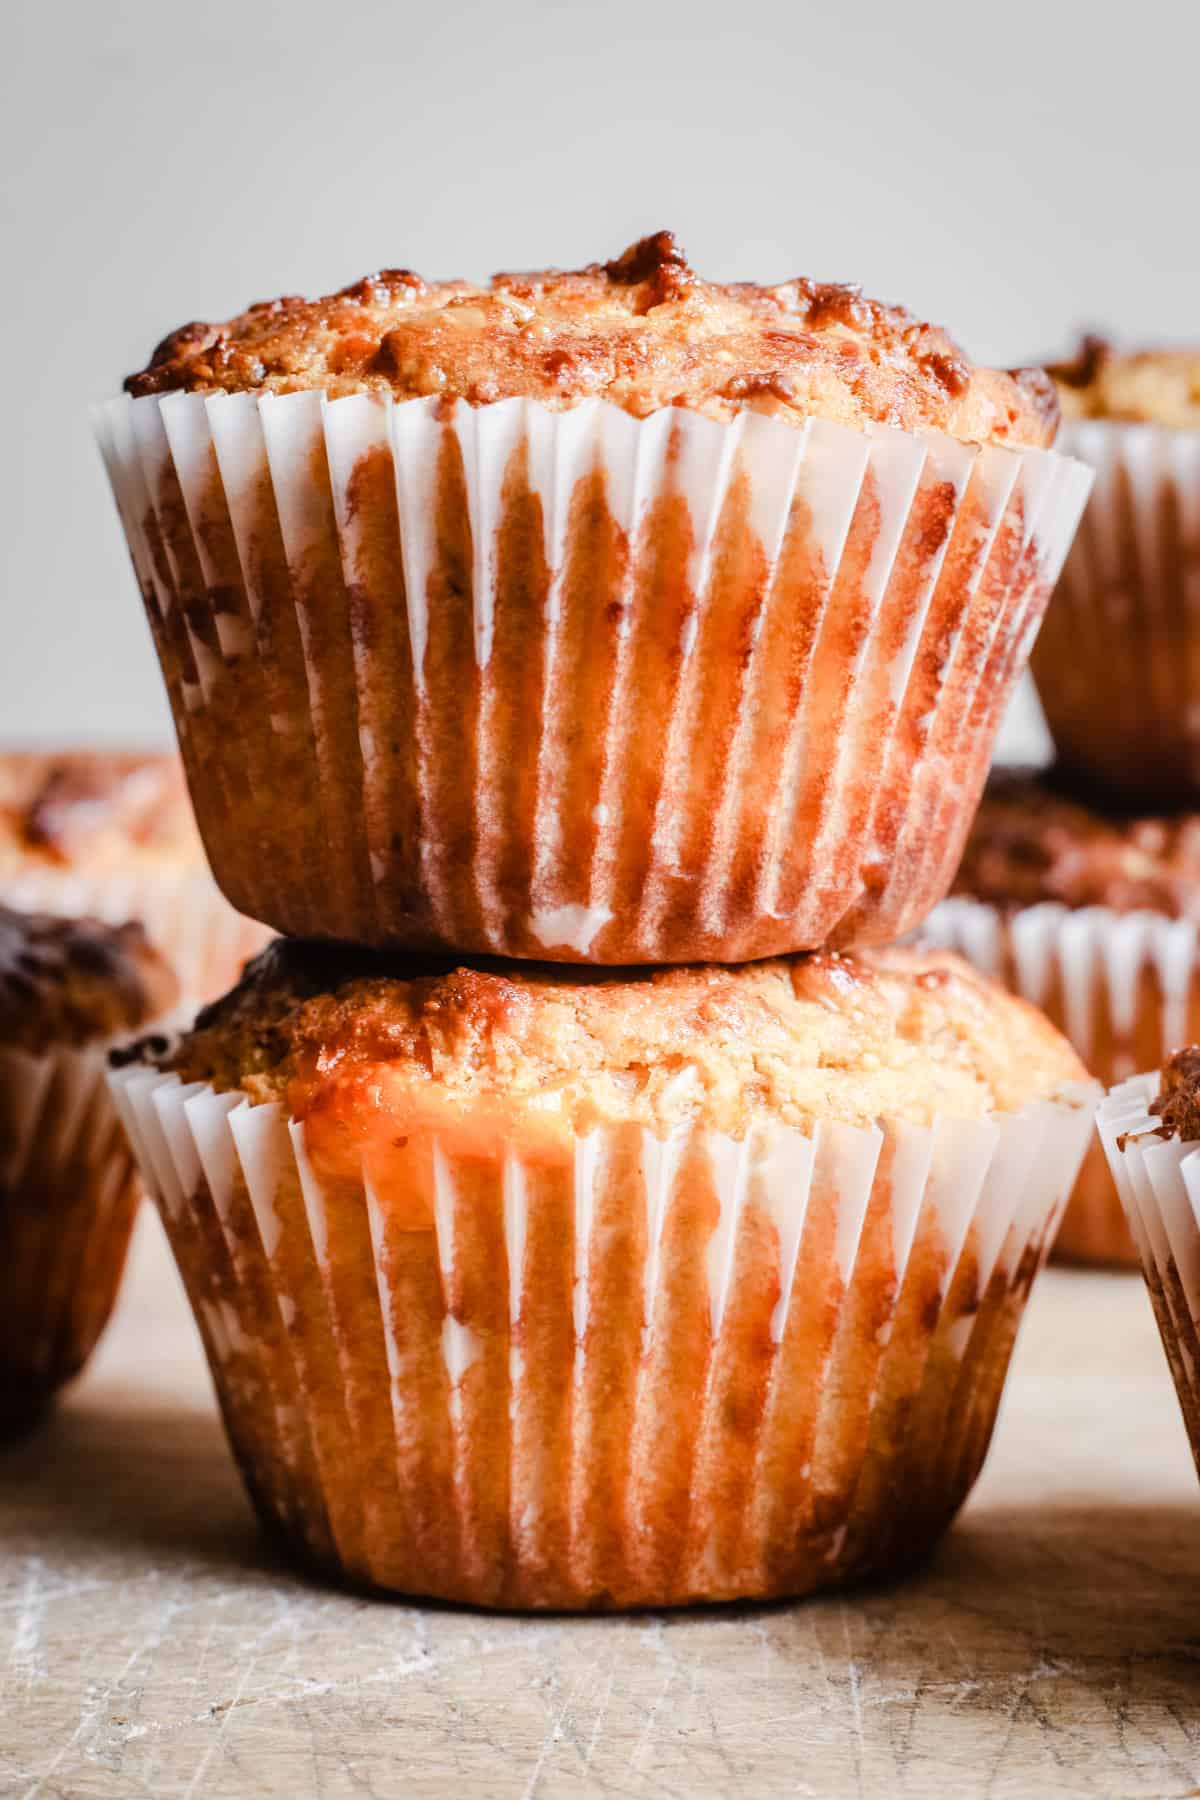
[[3, 1211, 1199, 1800]]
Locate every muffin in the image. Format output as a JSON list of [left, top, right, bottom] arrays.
[[1098, 1051, 1200, 1475], [917, 765, 1200, 1265], [1031, 337, 1200, 803], [95, 232, 1091, 963], [0, 750, 271, 1005], [112, 937, 1094, 1608], [0, 904, 177, 1434]]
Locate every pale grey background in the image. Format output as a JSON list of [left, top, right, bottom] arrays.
[[4, 0, 1197, 756]]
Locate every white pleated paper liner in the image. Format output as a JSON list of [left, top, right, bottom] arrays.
[[1098, 1075, 1200, 1473], [0, 1042, 141, 1434], [111, 1062, 1096, 1608], [94, 390, 1092, 963], [0, 866, 272, 1011], [1031, 418, 1200, 801], [917, 898, 1200, 1265]]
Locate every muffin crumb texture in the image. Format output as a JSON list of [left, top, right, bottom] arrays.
[[125, 231, 1057, 449], [0, 905, 177, 1053], [164, 939, 1085, 1161]]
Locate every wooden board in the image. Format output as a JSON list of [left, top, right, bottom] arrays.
[[3, 1212, 1199, 1798]]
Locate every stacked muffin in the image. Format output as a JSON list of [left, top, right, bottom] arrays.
[[99, 234, 1098, 1607], [928, 340, 1200, 1266]]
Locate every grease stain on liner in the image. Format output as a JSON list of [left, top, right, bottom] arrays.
[[94, 391, 1091, 964], [113, 1061, 1095, 1609]]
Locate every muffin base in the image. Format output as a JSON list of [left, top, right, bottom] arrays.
[[918, 898, 1200, 1267], [114, 1065, 1094, 1609], [0, 1045, 141, 1437], [96, 391, 1090, 962]]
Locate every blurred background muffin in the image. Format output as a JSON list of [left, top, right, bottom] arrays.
[[1053, 338, 1200, 430], [0, 903, 177, 1435], [0, 749, 271, 1008], [113, 937, 1093, 1607], [1098, 1050, 1200, 1478], [1031, 337, 1200, 804], [917, 766, 1200, 1264], [97, 232, 1090, 964]]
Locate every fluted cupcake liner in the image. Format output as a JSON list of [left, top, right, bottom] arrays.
[[1032, 419, 1200, 802], [94, 391, 1091, 962], [1098, 1076, 1200, 1470], [111, 1062, 1095, 1608], [918, 897, 1200, 1265], [0, 1043, 142, 1435], [0, 866, 271, 1011]]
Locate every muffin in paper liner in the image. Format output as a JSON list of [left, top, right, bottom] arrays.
[[0, 1043, 144, 1435], [1031, 419, 1200, 804], [93, 390, 1091, 963], [917, 897, 1200, 1266], [0, 866, 271, 1013], [0, 904, 178, 1435], [110, 1061, 1095, 1608], [1097, 1074, 1200, 1470]]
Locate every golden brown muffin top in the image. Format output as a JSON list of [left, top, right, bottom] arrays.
[[125, 231, 1058, 450], [162, 938, 1085, 1160], [950, 768, 1200, 918], [1050, 335, 1200, 429], [0, 905, 178, 1054], [0, 750, 203, 875], [1149, 1047, 1200, 1142]]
